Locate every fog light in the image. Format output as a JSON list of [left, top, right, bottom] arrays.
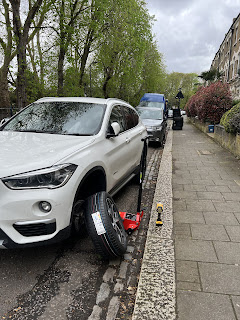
[[39, 201, 52, 213]]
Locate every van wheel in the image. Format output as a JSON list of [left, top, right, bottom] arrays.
[[84, 192, 127, 259]]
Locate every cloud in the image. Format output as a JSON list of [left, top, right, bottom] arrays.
[[145, 0, 240, 74]]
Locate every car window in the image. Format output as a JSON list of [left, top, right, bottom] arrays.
[[2, 102, 106, 136], [109, 105, 125, 133], [121, 106, 139, 130], [136, 108, 163, 120]]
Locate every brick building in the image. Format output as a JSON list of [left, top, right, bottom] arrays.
[[211, 13, 240, 100]]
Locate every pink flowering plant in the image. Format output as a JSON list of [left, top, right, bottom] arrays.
[[185, 81, 232, 124]]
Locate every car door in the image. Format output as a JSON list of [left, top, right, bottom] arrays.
[[120, 105, 144, 170], [103, 104, 144, 191]]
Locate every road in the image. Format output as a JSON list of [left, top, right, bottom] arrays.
[[0, 145, 163, 320]]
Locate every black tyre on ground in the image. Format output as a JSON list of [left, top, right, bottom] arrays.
[[84, 191, 127, 259]]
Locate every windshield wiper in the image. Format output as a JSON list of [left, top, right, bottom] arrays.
[[19, 129, 59, 134], [64, 133, 91, 136]]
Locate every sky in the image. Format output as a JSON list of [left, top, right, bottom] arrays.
[[145, 0, 240, 74]]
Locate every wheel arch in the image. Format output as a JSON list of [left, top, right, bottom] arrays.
[[73, 166, 107, 204]]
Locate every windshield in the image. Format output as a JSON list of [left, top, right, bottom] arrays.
[[2, 102, 106, 136], [139, 101, 165, 109], [137, 108, 163, 120]]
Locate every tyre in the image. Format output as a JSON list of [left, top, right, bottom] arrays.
[[72, 199, 88, 237], [84, 192, 127, 259]]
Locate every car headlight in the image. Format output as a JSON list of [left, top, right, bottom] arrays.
[[2, 164, 77, 190], [147, 126, 162, 131]]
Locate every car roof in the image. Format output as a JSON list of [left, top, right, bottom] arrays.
[[140, 93, 165, 102], [35, 97, 131, 106]]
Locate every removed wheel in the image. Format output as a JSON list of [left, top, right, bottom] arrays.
[[84, 191, 127, 259]]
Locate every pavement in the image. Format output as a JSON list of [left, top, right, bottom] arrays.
[[132, 118, 240, 320]]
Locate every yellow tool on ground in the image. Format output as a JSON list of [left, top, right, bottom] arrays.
[[156, 203, 163, 226]]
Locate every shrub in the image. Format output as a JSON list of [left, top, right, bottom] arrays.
[[186, 81, 232, 124], [230, 113, 240, 134], [220, 103, 240, 134]]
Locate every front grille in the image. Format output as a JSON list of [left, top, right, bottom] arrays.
[[13, 221, 56, 237]]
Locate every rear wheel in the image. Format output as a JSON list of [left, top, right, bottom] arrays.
[[84, 192, 127, 259]]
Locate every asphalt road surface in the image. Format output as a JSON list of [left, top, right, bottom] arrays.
[[0, 144, 163, 320]]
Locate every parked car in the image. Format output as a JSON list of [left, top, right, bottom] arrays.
[[136, 106, 167, 146], [181, 110, 186, 115], [0, 97, 147, 251]]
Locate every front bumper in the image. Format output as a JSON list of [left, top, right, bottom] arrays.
[[0, 179, 76, 248], [0, 226, 71, 249], [147, 129, 164, 142]]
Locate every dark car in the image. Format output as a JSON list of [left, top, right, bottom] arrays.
[[136, 107, 167, 146]]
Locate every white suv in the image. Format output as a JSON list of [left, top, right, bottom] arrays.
[[0, 97, 147, 249]]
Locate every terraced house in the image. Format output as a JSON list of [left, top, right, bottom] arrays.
[[211, 13, 240, 100]]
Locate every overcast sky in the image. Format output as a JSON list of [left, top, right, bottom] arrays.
[[145, 0, 240, 74]]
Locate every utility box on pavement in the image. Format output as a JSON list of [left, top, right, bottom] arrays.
[[208, 125, 214, 133]]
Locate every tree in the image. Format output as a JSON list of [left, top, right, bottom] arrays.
[[95, 0, 156, 101], [0, 0, 12, 114], [198, 68, 224, 84], [9, 0, 53, 109], [186, 81, 232, 124], [163, 72, 198, 108]]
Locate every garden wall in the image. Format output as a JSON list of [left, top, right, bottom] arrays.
[[188, 117, 240, 158]]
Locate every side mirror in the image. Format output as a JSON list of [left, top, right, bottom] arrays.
[[106, 122, 121, 138]]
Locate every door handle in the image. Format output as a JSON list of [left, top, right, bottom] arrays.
[[126, 137, 131, 143]]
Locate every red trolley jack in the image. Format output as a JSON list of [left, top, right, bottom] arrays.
[[119, 151, 143, 235], [119, 163, 145, 235], [120, 138, 148, 235]]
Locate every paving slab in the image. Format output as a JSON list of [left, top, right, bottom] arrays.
[[199, 262, 240, 295], [173, 210, 205, 224], [186, 199, 216, 212], [175, 260, 200, 283], [191, 224, 229, 241], [231, 296, 240, 320], [177, 291, 236, 320], [197, 191, 224, 200], [212, 200, 240, 212], [175, 239, 218, 262], [214, 241, 240, 264], [226, 225, 240, 241], [203, 211, 239, 225]]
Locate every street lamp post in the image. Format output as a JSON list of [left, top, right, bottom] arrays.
[[175, 88, 184, 109]]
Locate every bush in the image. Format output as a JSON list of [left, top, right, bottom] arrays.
[[186, 81, 232, 124], [220, 103, 240, 134], [230, 113, 240, 134]]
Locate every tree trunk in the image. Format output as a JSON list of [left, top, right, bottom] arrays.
[[10, 0, 43, 109], [16, 40, 28, 109], [102, 69, 112, 99], [79, 29, 93, 89], [57, 46, 66, 96], [0, 67, 11, 118]]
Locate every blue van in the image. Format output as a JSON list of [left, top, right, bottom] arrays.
[[139, 93, 167, 112]]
